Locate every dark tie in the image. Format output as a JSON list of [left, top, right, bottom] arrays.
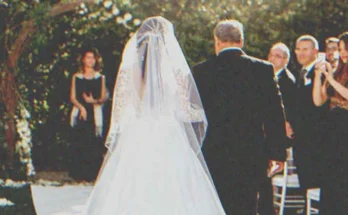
[[297, 68, 307, 87]]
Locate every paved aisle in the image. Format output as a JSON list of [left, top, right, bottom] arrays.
[[31, 185, 93, 215]]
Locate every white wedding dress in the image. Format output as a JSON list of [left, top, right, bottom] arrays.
[[82, 16, 226, 215], [83, 115, 225, 215]]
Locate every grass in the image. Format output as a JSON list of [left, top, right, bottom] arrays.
[[0, 181, 37, 215]]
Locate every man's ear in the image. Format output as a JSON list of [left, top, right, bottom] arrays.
[[237, 40, 244, 48], [216, 38, 221, 47]]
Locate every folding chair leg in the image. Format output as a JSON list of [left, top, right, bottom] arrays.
[[279, 186, 286, 215], [306, 196, 311, 215]]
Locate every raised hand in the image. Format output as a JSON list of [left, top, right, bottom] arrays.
[[321, 62, 334, 83], [83, 92, 97, 104]]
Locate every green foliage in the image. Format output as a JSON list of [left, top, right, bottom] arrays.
[[0, 0, 347, 172]]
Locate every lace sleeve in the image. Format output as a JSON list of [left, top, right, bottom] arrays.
[[105, 68, 130, 149], [112, 69, 130, 124], [175, 72, 205, 122]]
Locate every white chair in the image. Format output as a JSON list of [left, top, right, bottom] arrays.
[[306, 188, 320, 215], [272, 147, 305, 215]]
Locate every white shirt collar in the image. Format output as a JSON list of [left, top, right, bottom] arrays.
[[300, 60, 317, 86], [219, 47, 242, 54], [274, 68, 285, 81], [275, 68, 284, 77], [302, 60, 317, 72]]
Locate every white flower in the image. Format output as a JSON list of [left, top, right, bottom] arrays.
[[101, 12, 113, 21], [62, 52, 69, 58], [116, 17, 124, 24], [103, 0, 112, 9], [22, 136, 32, 143], [124, 12, 132, 21], [5, 179, 14, 185], [27, 163, 36, 176], [122, 22, 131, 30], [0, 198, 14, 207], [20, 107, 31, 118], [88, 11, 101, 19], [112, 6, 120, 15], [22, 146, 31, 154], [133, 18, 141, 26]]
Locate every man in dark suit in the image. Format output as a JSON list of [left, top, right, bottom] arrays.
[[258, 42, 297, 215], [268, 43, 296, 129], [193, 20, 287, 215], [290, 35, 326, 193]]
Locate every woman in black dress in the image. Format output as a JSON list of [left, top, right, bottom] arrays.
[[313, 32, 348, 214], [69, 48, 107, 181]]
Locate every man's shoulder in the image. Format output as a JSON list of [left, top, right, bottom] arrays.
[[193, 57, 215, 69], [240, 55, 273, 80], [192, 57, 216, 75], [241, 55, 273, 69]]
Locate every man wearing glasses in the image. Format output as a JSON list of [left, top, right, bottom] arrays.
[[268, 42, 296, 133], [325, 37, 339, 71], [257, 42, 297, 215]]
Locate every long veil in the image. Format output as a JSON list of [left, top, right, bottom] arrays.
[[83, 17, 214, 214], [104, 16, 209, 177]]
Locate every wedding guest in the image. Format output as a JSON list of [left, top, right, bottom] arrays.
[[325, 37, 340, 71], [313, 31, 348, 215], [69, 47, 107, 182], [290, 35, 326, 193], [258, 42, 296, 215]]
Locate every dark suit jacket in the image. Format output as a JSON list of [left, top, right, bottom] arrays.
[[257, 68, 296, 215], [277, 68, 296, 122], [290, 66, 329, 189], [193, 49, 287, 213]]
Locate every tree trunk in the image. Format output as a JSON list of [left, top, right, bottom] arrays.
[[0, 68, 17, 165], [1, 0, 95, 167]]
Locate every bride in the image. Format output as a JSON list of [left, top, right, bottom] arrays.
[[82, 16, 226, 215]]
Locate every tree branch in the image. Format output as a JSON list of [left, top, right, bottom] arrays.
[[6, 0, 96, 69], [49, 0, 95, 17], [1, 1, 97, 162]]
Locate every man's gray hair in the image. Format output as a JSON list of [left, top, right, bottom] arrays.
[[296, 35, 319, 50], [214, 20, 244, 43], [271, 42, 290, 62]]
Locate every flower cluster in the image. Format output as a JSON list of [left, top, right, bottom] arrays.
[[0, 198, 14, 207], [15, 107, 35, 177]]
